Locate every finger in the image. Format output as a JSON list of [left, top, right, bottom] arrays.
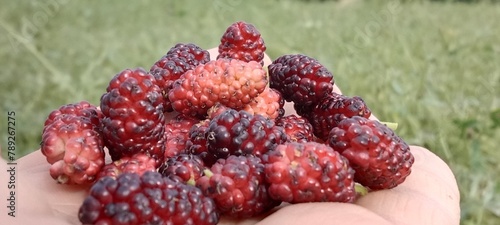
[[1, 212, 72, 225], [355, 146, 460, 225], [218, 214, 268, 225], [332, 83, 342, 95], [208, 47, 218, 61], [258, 202, 391, 225], [216, 203, 288, 225], [14, 150, 90, 224]]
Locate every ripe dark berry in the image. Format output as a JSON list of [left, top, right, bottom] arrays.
[[262, 142, 356, 203], [186, 119, 210, 154], [268, 54, 334, 108], [186, 119, 220, 165], [275, 114, 315, 143], [196, 155, 280, 218], [327, 116, 414, 190], [308, 92, 372, 141], [163, 114, 200, 158], [78, 171, 219, 225], [218, 21, 266, 65], [158, 153, 206, 185], [100, 68, 166, 165], [205, 109, 288, 163], [165, 43, 211, 67]]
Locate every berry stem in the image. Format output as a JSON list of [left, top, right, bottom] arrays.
[[355, 183, 368, 197], [186, 177, 196, 186], [380, 121, 398, 131], [203, 169, 214, 178]]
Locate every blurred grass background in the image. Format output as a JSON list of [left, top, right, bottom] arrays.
[[0, 0, 499, 224]]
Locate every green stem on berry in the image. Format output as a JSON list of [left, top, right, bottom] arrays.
[[355, 183, 369, 197], [57, 175, 69, 184], [380, 121, 398, 131], [203, 169, 214, 178], [186, 177, 196, 186]]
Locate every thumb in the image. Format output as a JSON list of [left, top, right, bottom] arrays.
[[355, 146, 461, 225]]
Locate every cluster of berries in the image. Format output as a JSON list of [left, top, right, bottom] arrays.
[[40, 21, 414, 225]]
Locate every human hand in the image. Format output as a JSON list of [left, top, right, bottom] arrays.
[[0, 49, 460, 225]]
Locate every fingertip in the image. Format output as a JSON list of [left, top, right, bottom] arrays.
[[332, 83, 342, 95], [263, 52, 272, 67], [407, 145, 460, 199], [208, 47, 218, 61]]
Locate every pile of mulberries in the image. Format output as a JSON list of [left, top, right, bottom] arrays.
[[39, 21, 414, 225]]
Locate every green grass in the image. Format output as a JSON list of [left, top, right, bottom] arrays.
[[1, 0, 499, 224]]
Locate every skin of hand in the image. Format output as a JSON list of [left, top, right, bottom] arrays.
[[0, 49, 460, 225]]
